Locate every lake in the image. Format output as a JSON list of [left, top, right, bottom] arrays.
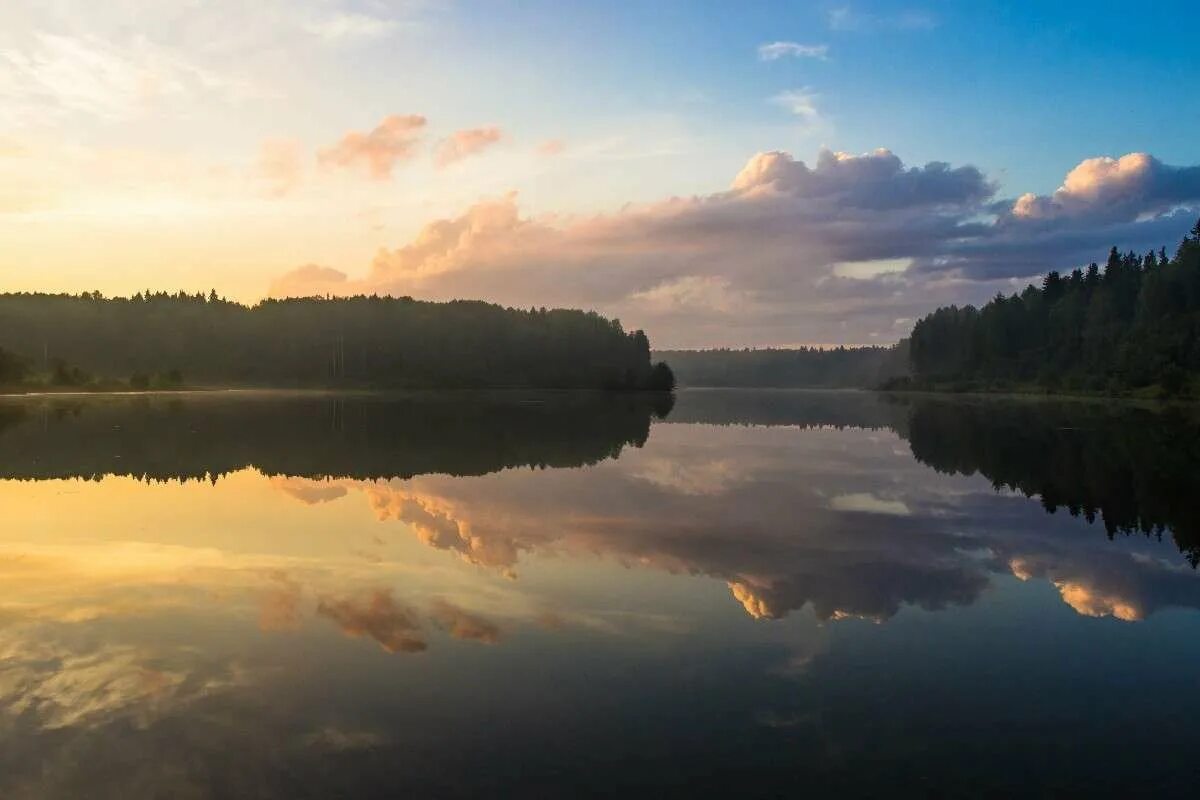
[[1, 389, 1199, 797]]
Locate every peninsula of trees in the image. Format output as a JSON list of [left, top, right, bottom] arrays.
[[905, 218, 1200, 396], [0, 294, 675, 392]]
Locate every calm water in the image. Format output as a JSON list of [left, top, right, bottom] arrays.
[[2, 389, 1200, 798]]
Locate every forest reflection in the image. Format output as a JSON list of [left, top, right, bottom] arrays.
[[2, 389, 1199, 625], [0, 391, 673, 481]]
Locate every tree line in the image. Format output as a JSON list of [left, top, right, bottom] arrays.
[[0, 293, 675, 392], [656, 344, 908, 388], [906, 217, 1200, 395]]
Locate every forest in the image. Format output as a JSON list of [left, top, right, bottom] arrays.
[[905, 217, 1200, 396], [657, 344, 908, 388], [0, 294, 675, 392]]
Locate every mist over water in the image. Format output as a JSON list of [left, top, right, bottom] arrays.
[[2, 389, 1199, 797]]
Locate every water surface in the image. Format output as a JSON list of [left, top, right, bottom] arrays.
[[2, 389, 1199, 797]]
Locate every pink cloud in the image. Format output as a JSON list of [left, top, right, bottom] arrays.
[[268, 263, 349, 298], [318, 114, 426, 179], [433, 126, 503, 168], [536, 139, 566, 157], [316, 589, 426, 653], [270, 147, 1200, 347]]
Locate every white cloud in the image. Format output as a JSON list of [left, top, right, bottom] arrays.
[[0, 32, 261, 124], [757, 42, 829, 61], [769, 88, 827, 134], [302, 12, 401, 42]]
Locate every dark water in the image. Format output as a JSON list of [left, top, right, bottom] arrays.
[[2, 389, 1200, 798]]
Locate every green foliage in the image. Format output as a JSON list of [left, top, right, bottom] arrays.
[[50, 358, 90, 387], [0, 347, 29, 385], [909, 217, 1200, 395], [0, 293, 670, 391]]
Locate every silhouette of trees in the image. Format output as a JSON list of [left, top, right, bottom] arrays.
[[0, 294, 671, 391], [909, 217, 1200, 394], [0, 392, 670, 482], [894, 395, 1200, 566]]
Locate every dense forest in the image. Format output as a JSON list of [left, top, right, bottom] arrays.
[[905, 218, 1200, 395], [0, 294, 674, 391], [656, 344, 908, 388]]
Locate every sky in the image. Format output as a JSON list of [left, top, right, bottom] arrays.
[[2, 0, 1199, 347]]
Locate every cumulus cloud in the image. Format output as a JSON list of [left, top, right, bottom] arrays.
[[1006, 552, 1200, 623], [1007, 153, 1200, 223], [318, 114, 426, 179], [272, 146, 1200, 347], [433, 126, 504, 168], [316, 589, 427, 653], [537, 139, 566, 157], [758, 42, 829, 61]]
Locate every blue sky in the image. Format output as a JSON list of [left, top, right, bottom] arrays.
[[2, 0, 1199, 345]]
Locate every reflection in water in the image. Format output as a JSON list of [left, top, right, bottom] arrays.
[[2, 390, 1200, 796], [899, 395, 1200, 564], [0, 390, 672, 481]]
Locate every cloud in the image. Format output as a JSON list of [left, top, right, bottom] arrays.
[[829, 492, 911, 515], [271, 147, 1200, 347], [0, 629, 246, 731], [758, 42, 829, 61], [318, 114, 427, 179], [268, 476, 349, 504], [0, 32, 260, 124], [537, 139, 566, 157], [302, 12, 400, 43], [1006, 552, 1200, 623], [256, 139, 303, 197], [768, 88, 828, 134], [1007, 153, 1200, 223], [429, 599, 501, 643], [269, 263, 349, 298], [316, 589, 427, 653], [433, 126, 504, 168]]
